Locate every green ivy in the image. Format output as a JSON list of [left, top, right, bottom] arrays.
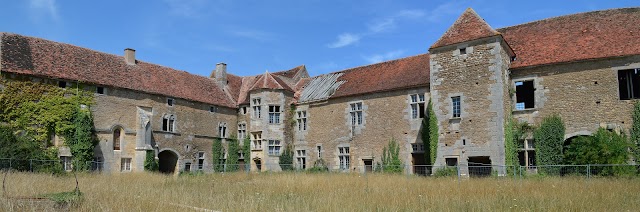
[[212, 138, 224, 172], [144, 150, 158, 171], [279, 144, 294, 171], [65, 107, 98, 171], [226, 135, 240, 172], [426, 99, 438, 164], [242, 135, 250, 167], [504, 116, 519, 169], [533, 114, 565, 175], [631, 101, 640, 161]]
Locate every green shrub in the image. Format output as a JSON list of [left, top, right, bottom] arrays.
[[631, 101, 640, 161], [226, 136, 240, 172], [212, 138, 224, 172], [279, 144, 294, 171], [424, 99, 438, 164], [381, 138, 403, 173], [534, 114, 565, 175], [564, 128, 634, 176], [65, 107, 98, 171], [144, 150, 158, 171], [433, 167, 457, 177]]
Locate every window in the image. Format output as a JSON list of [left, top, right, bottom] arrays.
[[410, 94, 426, 119], [618, 68, 640, 100], [218, 122, 227, 138], [238, 123, 246, 139], [252, 98, 261, 119], [515, 80, 535, 110], [411, 143, 424, 153], [268, 140, 281, 156], [338, 147, 350, 170], [162, 115, 176, 132], [241, 106, 247, 115], [296, 150, 306, 169], [317, 145, 322, 158], [459, 47, 467, 55], [167, 98, 174, 106], [268, 105, 281, 124], [113, 128, 121, 150], [252, 133, 262, 150], [96, 86, 105, 94], [61, 156, 72, 171], [184, 162, 192, 172], [198, 152, 205, 170], [350, 102, 363, 126], [451, 96, 461, 118], [58, 81, 67, 88], [297, 111, 307, 131], [121, 158, 131, 172], [445, 158, 458, 167], [209, 106, 217, 113]]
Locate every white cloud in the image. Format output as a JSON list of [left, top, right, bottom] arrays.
[[368, 18, 395, 33], [327, 33, 361, 48], [362, 50, 405, 64], [28, 0, 59, 22]]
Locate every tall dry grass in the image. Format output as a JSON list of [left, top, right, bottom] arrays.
[[1, 171, 640, 211]]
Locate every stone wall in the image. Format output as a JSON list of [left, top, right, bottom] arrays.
[[429, 37, 511, 175], [297, 88, 428, 173]]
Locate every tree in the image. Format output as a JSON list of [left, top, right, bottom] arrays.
[[279, 144, 294, 171], [381, 138, 403, 173], [533, 114, 565, 175]]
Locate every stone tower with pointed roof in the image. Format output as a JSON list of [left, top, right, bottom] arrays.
[[429, 8, 515, 176]]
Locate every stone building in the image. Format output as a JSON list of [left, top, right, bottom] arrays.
[[1, 7, 639, 174]]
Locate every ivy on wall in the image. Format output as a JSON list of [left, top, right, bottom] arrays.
[[533, 114, 565, 175], [631, 101, 640, 161], [226, 135, 240, 172], [0, 78, 96, 171], [503, 116, 519, 169], [422, 99, 438, 164], [212, 137, 224, 172], [144, 150, 158, 171]]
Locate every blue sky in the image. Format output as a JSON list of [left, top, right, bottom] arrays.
[[1, 0, 637, 77]]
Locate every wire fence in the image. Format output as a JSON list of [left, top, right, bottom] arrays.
[[2, 158, 640, 179]]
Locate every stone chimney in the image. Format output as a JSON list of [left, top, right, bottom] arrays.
[[124, 48, 136, 65], [215, 63, 227, 86]]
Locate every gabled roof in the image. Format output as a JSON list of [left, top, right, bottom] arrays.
[[273, 65, 306, 79], [299, 53, 430, 103], [0, 33, 236, 108], [249, 71, 294, 91], [430, 8, 500, 49], [498, 7, 640, 69]]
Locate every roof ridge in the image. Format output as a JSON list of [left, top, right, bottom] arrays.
[[311, 53, 430, 79], [430, 7, 499, 49], [497, 7, 640, 31]]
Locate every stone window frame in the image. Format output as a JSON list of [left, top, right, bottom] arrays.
[[162, 114, 177, 132], [218, 122, 228, 138], [113, 127, 123, 151], [197, 151, 205, 170], [251, 132, 262, 150], [512, 76, 538, 111], [296, 110, 308, 131], [295, 149, 307, 170], [349, 102, 363, 126], [316, 144, 323, 159], [451, 96, 461, 118], [267, 140, 281, 156], [252, 98, 262, 119], [617, 68, 640, 100], [237, 122, 247, 139], [120, 158, 132, 172], [61, 156, 73, 171], [184, 162, 192, 172], [338, 145, 350, 170], [95, 86, 106, 95], [409, 93, 426, 119], [268, 105, 282, 124], [411, 143, 424, 153]]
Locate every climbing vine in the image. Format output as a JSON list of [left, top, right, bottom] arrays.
[[533, 114, 565, 175], [212, 137, 224, 172], [426, 99, 438, 164], [379, 138, 403, 173], [226, 135, 240, 172], [631, 101, 640, 161], [503, 115, 519, 169], [242, 135, 250, 168], [144, 150, 159, 171]]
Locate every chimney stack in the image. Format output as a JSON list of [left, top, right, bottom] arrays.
[[124, 48, 136, 65], [215, 63, 227, 86]]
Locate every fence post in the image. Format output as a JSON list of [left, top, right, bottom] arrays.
[[587, 164, 591, 180], [29, 159, 33, 172], [457, 165, 461, 184]]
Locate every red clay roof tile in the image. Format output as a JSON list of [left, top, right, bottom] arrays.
[[430, 8, 499, 49], [0, 33, 236, 108], [498, 7, 640, 69]]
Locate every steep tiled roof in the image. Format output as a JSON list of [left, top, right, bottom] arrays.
[[249, 71, 293, 91], [330, 53, 430, 99], [430, 8, 500, 49], [0, 33, 236, 108], [236, 75, 259, 105], [273, 65, 306, 79], [498, 7, 640, 69], [226, 73, 243, 103]]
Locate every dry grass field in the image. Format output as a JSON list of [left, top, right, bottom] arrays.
[[1, 171, 640, 211]]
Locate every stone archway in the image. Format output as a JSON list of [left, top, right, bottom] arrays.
[[158, 150, 179, 174]]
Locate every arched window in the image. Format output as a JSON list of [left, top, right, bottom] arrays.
[[113, 128, 121, 150], [163, 114, 176, 132]]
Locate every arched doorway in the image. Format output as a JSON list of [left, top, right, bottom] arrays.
[[158, 150, 178, 174]]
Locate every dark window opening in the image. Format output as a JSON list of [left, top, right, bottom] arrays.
[[515, 80, 535, 109], [167, 98, 174, 106], [619, 68, 640, 100], [209, 106, 217, 113], [445, 157, 458, 167], [96, 86, 105, 94], [184, 162, 191, 172], [58, 81, 67, 88], [418, 102, 425, 118], [113, 128, 121, 150], [162, 118, 168, 131], [242, 107, 247, 114], [459, 47, 466, 55]]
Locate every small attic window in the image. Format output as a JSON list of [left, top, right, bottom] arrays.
[[210, 106, 218, 113], [96, 86, 105, 94], [167, 98, 174, 106], [459, 47, 467, 55], [58, 81, 67, 88]]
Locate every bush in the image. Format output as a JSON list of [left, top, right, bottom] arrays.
[[433, 167, 457, 177], [212, 138, 224, 172], [279, 145, 294, 171], [381, 138, 403, 173], [144, 150, 158, 171], [307, 158, 329, 173], [564, 128, 634, 176], [534, 114, 565, 175], [226, 136, 240, 172]]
